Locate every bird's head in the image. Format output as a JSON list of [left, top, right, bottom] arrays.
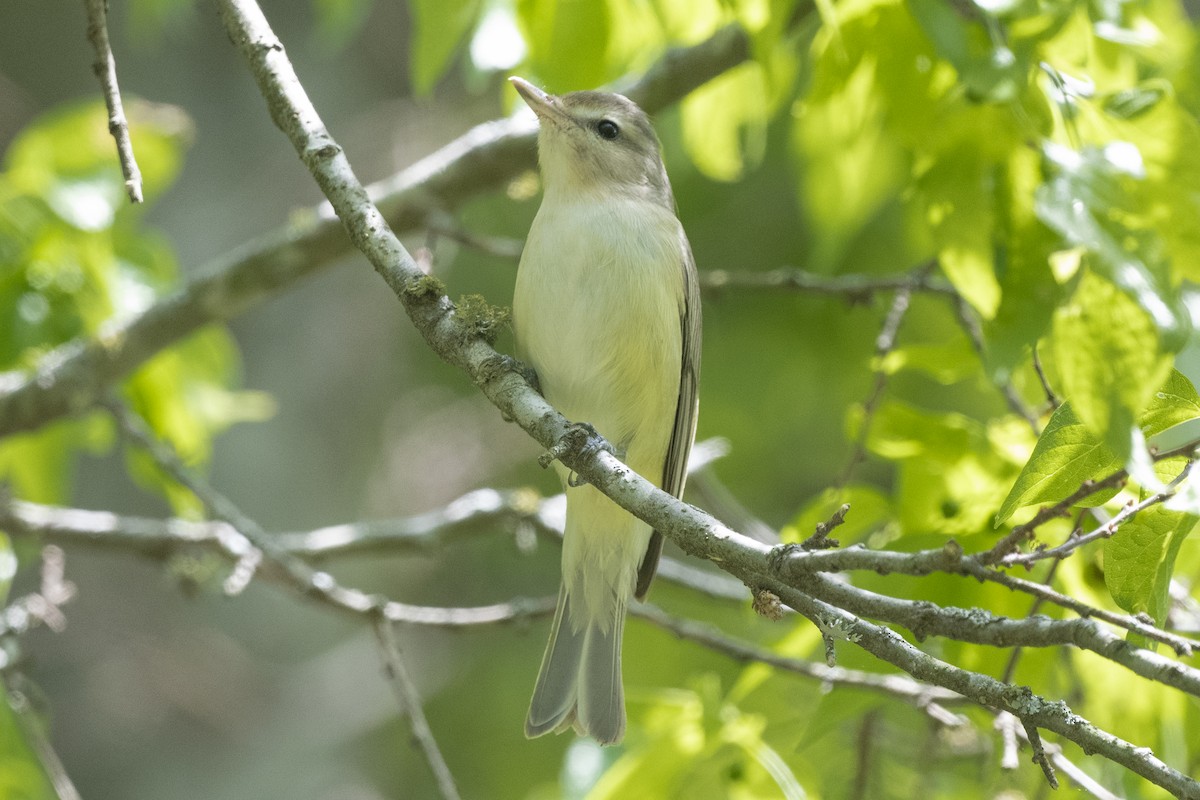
[[510, 77, 673, 208]]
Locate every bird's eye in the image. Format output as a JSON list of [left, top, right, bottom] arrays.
[[596, 119, 620, 140]]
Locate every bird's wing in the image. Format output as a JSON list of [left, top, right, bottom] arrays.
[[635, 233, 702, 600]]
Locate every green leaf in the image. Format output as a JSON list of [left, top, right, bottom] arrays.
[[680, 62, 769, 182], [907, 0, 1026, 103], [0, 679, 57, 800], [1141, 368, 1200, 438], [409, 0, 483, 94], [314, 0, 372, 52], [792, 0, 918, 268], [915, 145, 1002, 318], [994, 401, 1121, 525], [1036, 144, 1188, 351], [1104, 466, 1197, 627], [5, 100, 191, 207], [516, 0, 610, 91], [863, 401, 1023, 535], [125, 327, 275, 514], [877, 336, 977, 384], [1050, 270, 1174, 461], [997, 369, 1200, 524]]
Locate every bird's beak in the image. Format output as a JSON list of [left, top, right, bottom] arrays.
[[510, 77, 569, 126]]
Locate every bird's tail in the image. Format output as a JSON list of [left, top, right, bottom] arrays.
[[525, 583, 627, 745]]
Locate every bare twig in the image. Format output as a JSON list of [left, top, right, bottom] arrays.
[[1031, 343, 1060, 409], [837, 273, 919, 486], [1021, 717, 1059, 789], [699, 266, 954, 299], [1001, 460, 1195, 569], [0, 546, 76, 670], [373, 619, 462, 800], [849, 711, 879, 800], [631, 604, 966, 721], [789, 571, 1200, 698], [772, 542, 1198, 655], [424, 211, 524, 260], [105, 399, 557, 627], [951, 294, 1040, 432], [0, 489, 747, 602], [83, 0, 142, 203], [7, 676, 84, 800]]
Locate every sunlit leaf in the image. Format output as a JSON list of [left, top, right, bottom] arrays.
[[516, 0, 610, 91], [680, 62, 769, 181], [410, 0, 483, 94], [994, 401, 1120, 524], [1036, 144, 1188, 351], [877, 336, 977, 384], [996, 369, 1199, 524], [1050, 270, 1174, 460], [915, 145, 1002, 318], [0, 680, 56, 800], [1104, 457, 1197, 626], [1142, 368, 1200, 439]]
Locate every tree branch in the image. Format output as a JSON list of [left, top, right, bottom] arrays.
[[83, 0, 142, 203], [752, 572, 1200, 799], [373, 619, 462, 800]]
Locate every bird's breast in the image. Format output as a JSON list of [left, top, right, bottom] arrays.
[[513, 196, 685, 467]]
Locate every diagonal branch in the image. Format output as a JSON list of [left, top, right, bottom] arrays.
[[84, 0, 142, 203]]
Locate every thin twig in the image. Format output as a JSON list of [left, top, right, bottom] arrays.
[[425, 211, 524, 260], [631, 604, 966, 722], [789, 571, 1200, 698], [1001, 460, 1195, 568], [104, 398, 557, 627], [999, 542, 1070, 685], [373, 619, 462, 800], [1031, 343, 1060, 409], [699, 266, 954, 299], [0, 546, 76, 671], [837, 274, 918, 486], [7, 676, 84, 800], [849, 711, 879, 800], [83, 0, 142, 203], [951, 294, 1040, 432]]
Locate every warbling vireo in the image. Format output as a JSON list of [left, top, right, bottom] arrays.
[[510, 77, 701, 745]]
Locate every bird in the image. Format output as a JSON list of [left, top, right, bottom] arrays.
[[510, 76, 701, 745]]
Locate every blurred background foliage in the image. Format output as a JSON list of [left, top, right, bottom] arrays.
[[2, 0, 1200, 797]]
